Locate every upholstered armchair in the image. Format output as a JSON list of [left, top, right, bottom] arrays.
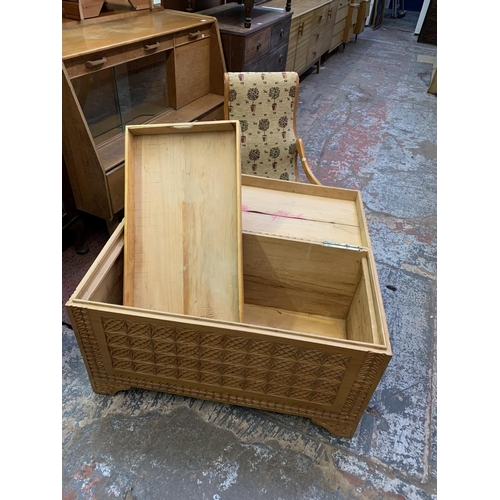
[[224, 72, 321, 185]]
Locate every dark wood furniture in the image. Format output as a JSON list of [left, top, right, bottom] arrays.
[[199, 4, 292, 71], [62, 9, 226, 228]]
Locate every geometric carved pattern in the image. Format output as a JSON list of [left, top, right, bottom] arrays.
[[102, 318, 351, 407]]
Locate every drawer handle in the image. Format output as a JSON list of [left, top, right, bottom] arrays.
[[85, 57, 106, 69], [188, 31, 201, 39], [144, 42, 160, 51], [279, 28, 284, 37], [256, 42, 262, 50], [328, 8, 332, 18], [279, 54, 283, 62], [298, 22, 304, 36], [319, 15, 325, 20]]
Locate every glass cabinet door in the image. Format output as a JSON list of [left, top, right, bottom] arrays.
[[73, 51, 171, 145]]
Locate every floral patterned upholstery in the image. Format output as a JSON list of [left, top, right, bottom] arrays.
[[225, 72, 300, 181]]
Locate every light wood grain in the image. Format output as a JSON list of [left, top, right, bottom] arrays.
[[243, 233, 364, 319], [62, 9, 218, 59], [346, 258, 377, 343], [123, 122, 243, 322], [244, 303, 347, 339]]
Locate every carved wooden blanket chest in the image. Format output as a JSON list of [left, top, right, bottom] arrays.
[[66, 129, 391, 438]]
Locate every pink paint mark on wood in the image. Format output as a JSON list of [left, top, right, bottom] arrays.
[[271, 210, 304, 221], [242, 204, 249, 212]]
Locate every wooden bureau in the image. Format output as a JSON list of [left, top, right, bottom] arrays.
[[62, 9, 226, 225], [199, 4, 292, 72]]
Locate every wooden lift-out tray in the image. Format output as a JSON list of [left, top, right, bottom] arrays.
[[123, 121, 243, 322]]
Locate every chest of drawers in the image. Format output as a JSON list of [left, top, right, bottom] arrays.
[[199, 4, 292, 72]]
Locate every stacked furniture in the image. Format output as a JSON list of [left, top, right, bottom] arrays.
[[62, 9, 227, 227]]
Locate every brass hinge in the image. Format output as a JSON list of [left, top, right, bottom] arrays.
[[323, 241, 363, 251]]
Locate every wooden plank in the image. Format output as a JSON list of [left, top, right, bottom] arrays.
[[244, 303, 347, 339], [242, 184, 360, 227], [123, 122, 243, 322], [243, 233, 364, 319], [241, 174, 359, 201], [71, 220, 125, 301], [346, 258, 378, 343]]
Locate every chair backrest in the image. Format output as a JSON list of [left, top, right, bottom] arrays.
[[224, 72, 300, 181]]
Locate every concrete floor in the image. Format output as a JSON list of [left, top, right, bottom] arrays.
[[62, 10, 437, 499]]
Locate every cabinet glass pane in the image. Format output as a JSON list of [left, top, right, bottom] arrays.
[[73, 67, 121, 144], [73, 51, 170, 145]]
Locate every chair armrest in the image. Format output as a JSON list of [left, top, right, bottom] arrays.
[[297, 138, 321, 185]]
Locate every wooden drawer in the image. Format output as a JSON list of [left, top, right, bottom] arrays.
[[335, 4, 349, 22], [243, 28, 272, 65], [174, 25, 211, 46], [337, 0, 349, 9], [64, 34, 174, 79], [330, 30, 344, 50], [245, 44, 288, 71], [270, 17, 292, 50], [333, 18, 347, 36]]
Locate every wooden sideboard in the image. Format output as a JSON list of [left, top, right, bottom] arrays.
[[266, 0, 364, 76], [330, 0, 349, 51], [62, 9, 226, 225], [199, 4, 292, 71], [353, 0, 369, 40], [342, 1, 359, 47]]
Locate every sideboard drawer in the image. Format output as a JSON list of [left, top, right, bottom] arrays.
[[333, 17, 346, 36], [64, 34, 174, 79], [335, 4, 349, 22], [330, 30, 344, 49]]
